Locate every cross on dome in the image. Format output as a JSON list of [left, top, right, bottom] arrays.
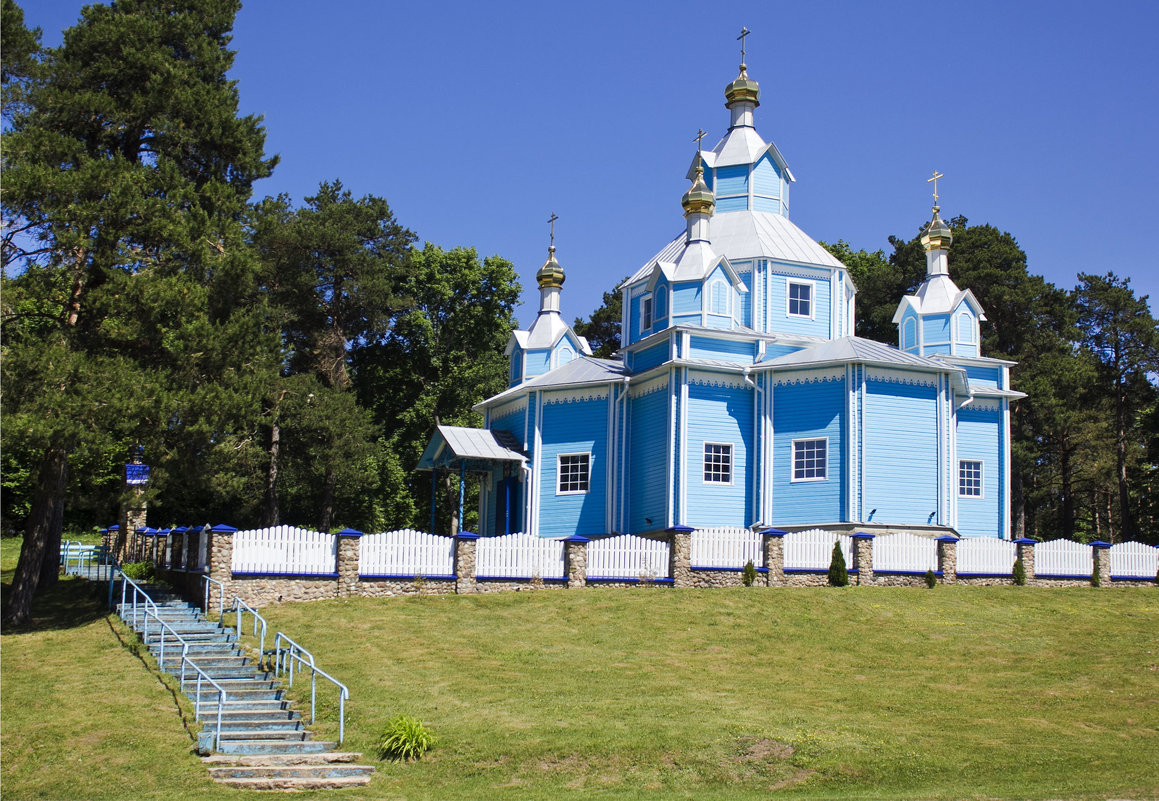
[[927, 170, 944, 205]]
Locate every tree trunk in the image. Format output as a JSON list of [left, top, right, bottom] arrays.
[[261, 419, 282, 527], [1012, 470, 1025, 540], [318, 468, 337, 533], [39, 487, 66, 589], [5, 447, 69, 626], [1059, 442, 1075, 542]]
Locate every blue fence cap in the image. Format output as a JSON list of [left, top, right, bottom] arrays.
[[564, 535, 590, 544], [211, 524, 238, 534], [1089, 540, 1111, 548], [667, 525, 695, 533], [171, 526, 188, 534], [108, 524, 120, 531], [761, 528, 788, 537], [852, 532, 876, 539], [936, 535, 960, 543], [1013, 538, 1037, 545], [336, 528, 363, 537], [455, 531, 480, 540]]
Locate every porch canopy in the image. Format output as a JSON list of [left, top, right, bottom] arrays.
[[417, 425, 526, 535]]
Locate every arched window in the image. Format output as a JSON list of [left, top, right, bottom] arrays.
[[556, 344, 575, 367], [957, 312, 974, 343], [655, 286, 668, 322], [710, 281, 729, 316], [903, 317, 917, 350]]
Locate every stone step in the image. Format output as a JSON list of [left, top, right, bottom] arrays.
[[207, 774, 373, 791], [190, 688, 285, 702], [217, 724, 308, 739], [202, 752, 363, 766], [206, 763, 374, 783], [181, 676, 276, 689], [158, 656, 251, 670], [215, 740, 336, 756]]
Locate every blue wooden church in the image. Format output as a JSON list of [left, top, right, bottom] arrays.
[[421, 57, 1023, 541]]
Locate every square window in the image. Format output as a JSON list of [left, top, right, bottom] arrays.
[[959, 460, 982, 497], [703, 443, 732, 484], [558, 453, 590, 494], [792, 438, 827, 481], [788, 281, 813, 318]]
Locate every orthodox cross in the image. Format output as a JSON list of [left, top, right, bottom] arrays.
[[694, 129, 707, 153], [548, 212, 558, 248], [737, 27, 751, 65], [927, 170, 944, 204]]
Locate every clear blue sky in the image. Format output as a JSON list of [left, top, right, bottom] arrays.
[[23, 0, 1159, 328]]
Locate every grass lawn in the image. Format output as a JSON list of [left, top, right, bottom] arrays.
[[2, 537, 1157, 800]]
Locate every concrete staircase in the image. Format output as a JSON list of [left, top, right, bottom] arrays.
[[116, 587, 374, 790]]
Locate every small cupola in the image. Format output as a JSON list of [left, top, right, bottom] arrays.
[[682, 153, 715, 244], [536, 245, 565, 291], [724, 27, 760, 128]]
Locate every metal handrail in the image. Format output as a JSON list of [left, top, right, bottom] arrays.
[[231, 597, 267, 663], [274, 632, 349, 744], [202, 575, 225, 621], [116, 575, 229, 750]]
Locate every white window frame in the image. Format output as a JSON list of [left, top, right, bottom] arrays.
[[557, 452, 591, 495], [702, 442, 733, 485], [957, 311, 975, 344], [903, 317, 917, 350], [791, 437, 828, 482], [655, 285, 668, 322], [641, 294, 653, 332], [709, 280, 730, 317], [787, 279, 815, 319], [959, 459, 983, 498]]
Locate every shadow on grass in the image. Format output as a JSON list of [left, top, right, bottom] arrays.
[[0, 573, 110, 634]]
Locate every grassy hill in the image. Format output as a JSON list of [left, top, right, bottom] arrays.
[[2, 538, 1157, 800]]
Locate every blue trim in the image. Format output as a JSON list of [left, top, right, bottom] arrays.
[[873, 569, 943, 577], [690, 565, 769, 573], [957, 572, 1014, 579], [936, 535, 960, 543], [336, 528, 363, 538], [476, 575, 567, 582], [565, 535, 591, 544], [455, 532, 480, 540], [762, 529, 788, 538], [1089, 540, 1111, 549], [1034, 573, 1092, 580], [1112, 575, 1158, 581], [231, 571, 341, 579], [783, 567, 859, 575], [1013, 538, 1037, 545], [852, 532, 875, 540], [668, 525, 695, 533], [585, 576, 676, 584], [359, 573, 456, 581]]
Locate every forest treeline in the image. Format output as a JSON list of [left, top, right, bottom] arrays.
[[2, 1, 1156, 625]]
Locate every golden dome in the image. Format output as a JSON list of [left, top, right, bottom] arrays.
[[921, 206, 953, 252], [682, 158, 716, 216], [536, 245, 565, 289], [725, 65, 760, 107]]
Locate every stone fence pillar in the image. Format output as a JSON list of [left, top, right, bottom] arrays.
[[1090, 540, 1111, 586], [1014, 538, 1036, 582], [564, 536, 589, 588], [762, 529, 786, 586], [937, 535, 959, 584], [852, 532, 875, 585], [454, 532, 479, 594], [205, 525, 234, 586], [336, 528, 363, 597], [668, 526, 693, 587]]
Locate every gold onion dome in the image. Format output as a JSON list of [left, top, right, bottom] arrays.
[[536, 245, 565, 289], [725, 64, 760, 107], [921, 206, 953, 252], [682, 161, 716, 216]]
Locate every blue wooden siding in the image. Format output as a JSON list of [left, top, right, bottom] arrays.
[[923, 314, 950, 345], [767, 272, 830, 338], [964, 364, 1000, 388], [673, 283, 702, 315], [655, 284, 669, 323], [716, 196, 747, 213], [631, 342, 669, 373], [956, 405, 1000, 537], [862, 380, 939, 525], [689, 335, 754, 364], [764, 344, 804, 359], [771, 378, 845, 524], [525, 349, 550, 376], [752, 196, 781, 214], [752, 156, 781, 197], [629, 389, 669, 533], [509, 347, 523, 385], [684, 383, 753, 528], [901, 313, 918, 352], [738, 271, 753, 326], [538, 398, 608, 537], [715, 165, 748, 197]]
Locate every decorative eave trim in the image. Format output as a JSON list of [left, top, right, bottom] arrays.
[[771, 367, 844, 387], [629, 375, 668, 399], [865, 367, 940, 388], [543, 387, 610, 405], [961, 398, 1003, 412], [688, 370, 749, 389], [491, 397, 528, 420]]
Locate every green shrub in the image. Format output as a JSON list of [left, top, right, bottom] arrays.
[[375, 715, 437, 762], [828, 541, 848, 587], [742, 560, 757, 587], [1012, 557, 1026, 586], [924, 569, 937, 589], [1090, 564, 1101, 588], [120, 561, 155, 582]]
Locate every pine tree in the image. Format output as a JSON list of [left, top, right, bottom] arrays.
[[828, 540, 848, 587]]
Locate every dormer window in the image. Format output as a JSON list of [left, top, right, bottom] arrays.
[[788, 280, 814, 318]]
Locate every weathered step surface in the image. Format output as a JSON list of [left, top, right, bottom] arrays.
[[203, 752, 375, 790]]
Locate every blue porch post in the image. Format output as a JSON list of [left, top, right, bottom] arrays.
[[458, 460, 466, 536], [505, 474, 512, 536]]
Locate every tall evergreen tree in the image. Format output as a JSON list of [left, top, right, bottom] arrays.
[[1, 0, 275, 625], [573, 278, 627, 359]]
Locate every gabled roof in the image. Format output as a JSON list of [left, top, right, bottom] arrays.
[[624, 211, 845, 287], [892, 275, 986, 323], [691, 128, 796, 181], [417, 425, 526, 470], [477, 357, 627, 410], [758, 336, 962, 372], [505, 312, 592, 356]]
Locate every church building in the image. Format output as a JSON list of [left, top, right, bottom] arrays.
[[422, 53, 1023, 541]]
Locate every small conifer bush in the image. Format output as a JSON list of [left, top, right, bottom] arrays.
[[120, 561, 155, 582], [925, 569, 937, 589], [1090, 564, 1101, 588], [742, 559, 757, 587], [828, 541, 848, 587], [1012, 557, 1026, 586], [375, 715, 437, 762]]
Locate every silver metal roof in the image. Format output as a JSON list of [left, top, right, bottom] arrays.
[[477, 357, 628, 409], [758, 336, 959, 371], [417, 425, 526, 470]]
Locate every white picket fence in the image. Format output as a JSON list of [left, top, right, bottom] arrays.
[[587, 534, 670, 580], [359, 529, 455, 577], [1034, 539, 1093, 577], [477, 532, 566, 580], [783, 529, 852, 570], [956, 537, 1016, 575], [691, 527, 764, 569], [232, 525, 337, 575], [1109, 541, 1158, 579], [873, 532, 938, 573]]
